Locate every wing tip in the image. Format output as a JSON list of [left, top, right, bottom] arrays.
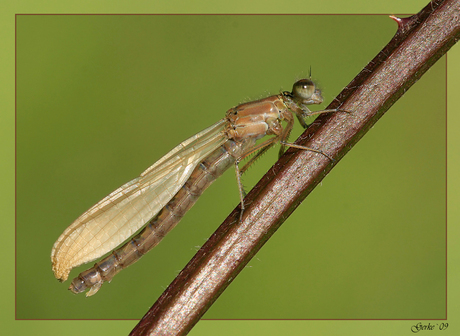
[[52, 262, 70, 282]]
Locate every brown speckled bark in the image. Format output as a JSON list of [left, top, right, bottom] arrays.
[[131, 1, 460, 335]]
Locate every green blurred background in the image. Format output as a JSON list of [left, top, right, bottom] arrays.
[[16, 14, 445, 321]]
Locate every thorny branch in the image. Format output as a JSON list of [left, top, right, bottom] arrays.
[[130, 1, 460, 335]]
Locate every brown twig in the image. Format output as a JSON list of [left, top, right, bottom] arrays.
[[130, 1, 460, 335]]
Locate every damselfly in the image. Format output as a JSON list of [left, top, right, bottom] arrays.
[[51, 78, 339, 296]]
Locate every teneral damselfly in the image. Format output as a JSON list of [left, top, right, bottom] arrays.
[[51, 78, 339, 296]]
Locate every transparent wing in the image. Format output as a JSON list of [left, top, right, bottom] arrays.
[[51, 119, 227, 281]]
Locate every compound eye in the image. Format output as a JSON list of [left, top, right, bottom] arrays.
[[292, 79, 316, 100]]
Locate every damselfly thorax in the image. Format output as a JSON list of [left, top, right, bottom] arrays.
[[51, 79, 340, 296]]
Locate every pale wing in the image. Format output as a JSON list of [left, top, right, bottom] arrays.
[[51, 119, 227, 281]]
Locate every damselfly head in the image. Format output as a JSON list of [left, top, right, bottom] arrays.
[[292, 79, 324, 105]]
